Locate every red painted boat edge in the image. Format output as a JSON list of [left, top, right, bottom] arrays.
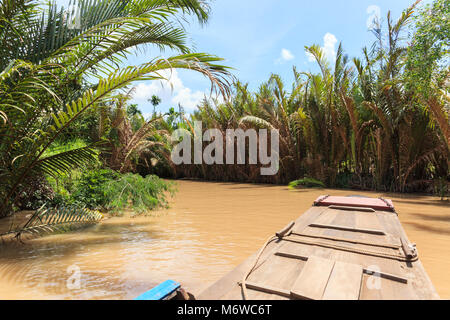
[[313, 195, 395, 212]]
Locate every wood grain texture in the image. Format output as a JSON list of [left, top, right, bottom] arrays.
[[323, 261, 363, 300], [290, 256, 335, 300]]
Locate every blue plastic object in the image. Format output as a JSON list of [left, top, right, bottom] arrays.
[[135, 280, 181, 300]]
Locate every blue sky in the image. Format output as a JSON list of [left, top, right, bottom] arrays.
[[57, 0, 429, 115]]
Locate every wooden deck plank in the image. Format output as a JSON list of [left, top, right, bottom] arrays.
[[323, 209, 357, 240], [349, 210, 403, 300], [290, 256, 335, 300], [322, 261, 363, 300], [293, 208, 333, 235], [322, 208, 363, 301], [314, 210, 338, 225], [248, 207, 330, 300], [290, 208, 417, 300], [246, 253, 303, 300], [309, 223, 386, 235], [239, 281, 291, 298], [355, 212, 383, 231]]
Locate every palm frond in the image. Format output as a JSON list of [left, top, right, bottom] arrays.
[[239, 115, 276, 130], [34, 142, 103, 177], [5, 205, 103, 239]]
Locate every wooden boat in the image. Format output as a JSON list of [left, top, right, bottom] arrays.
[[197, 196, 440, 300]]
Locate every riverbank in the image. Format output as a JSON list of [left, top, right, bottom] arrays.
[[0, 180, 449, 299]]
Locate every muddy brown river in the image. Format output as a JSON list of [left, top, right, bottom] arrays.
[[0, 180, 449, 299]]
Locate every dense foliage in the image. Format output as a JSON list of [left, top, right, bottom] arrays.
[[406, 0, 449, 99], [103, 173, 175, 214], [163, 2, 449, 194], [70, 169, 120, 209], [0, 0, 231, 218], [57, 168, 174, 214]]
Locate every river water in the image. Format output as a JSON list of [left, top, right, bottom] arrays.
[[0, 180, 449, 299]]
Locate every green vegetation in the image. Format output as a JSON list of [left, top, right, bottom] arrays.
[[407, 0, 449, 100], [0, 0, 232, 225], [288, 178, 325, 190], [69, 169, 119, 209], [66, 168, 175, 214], [103, 173, 175, 214]]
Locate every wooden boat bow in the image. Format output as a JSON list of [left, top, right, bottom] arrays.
[[197, 196, 439, 300]]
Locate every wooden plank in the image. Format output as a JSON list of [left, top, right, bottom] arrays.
[[363, 268, 408, 284], [288, 206, 329, 239], [309, 223, 386, 235], [329, 205, 375, 213], [275, 250, 308, 261], [323, 261, 363, 300], [313, 210, 338, 226], [290, 256, 335, 300], [245, 249, 304, 300], [290, 232, 401, 249], [355, 212, 383, 232], [287, 204, 406, 300], [360, 213, 419, 300]]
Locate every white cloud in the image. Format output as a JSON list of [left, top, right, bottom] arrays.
[[306, 52, 314, 62], [276, 48, 295, 64], [134, 82, 159, 100], [132, 69, 207, 112], [172, 87, 206, 111], [323, 33, 338, 62], [281, 49, 294, 61], [306, 32, 338, 63]]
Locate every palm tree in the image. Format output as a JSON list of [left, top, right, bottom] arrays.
[[0, 0, 232, 217], [99, 88, 171, 174], [238, 74, 305, 183]]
